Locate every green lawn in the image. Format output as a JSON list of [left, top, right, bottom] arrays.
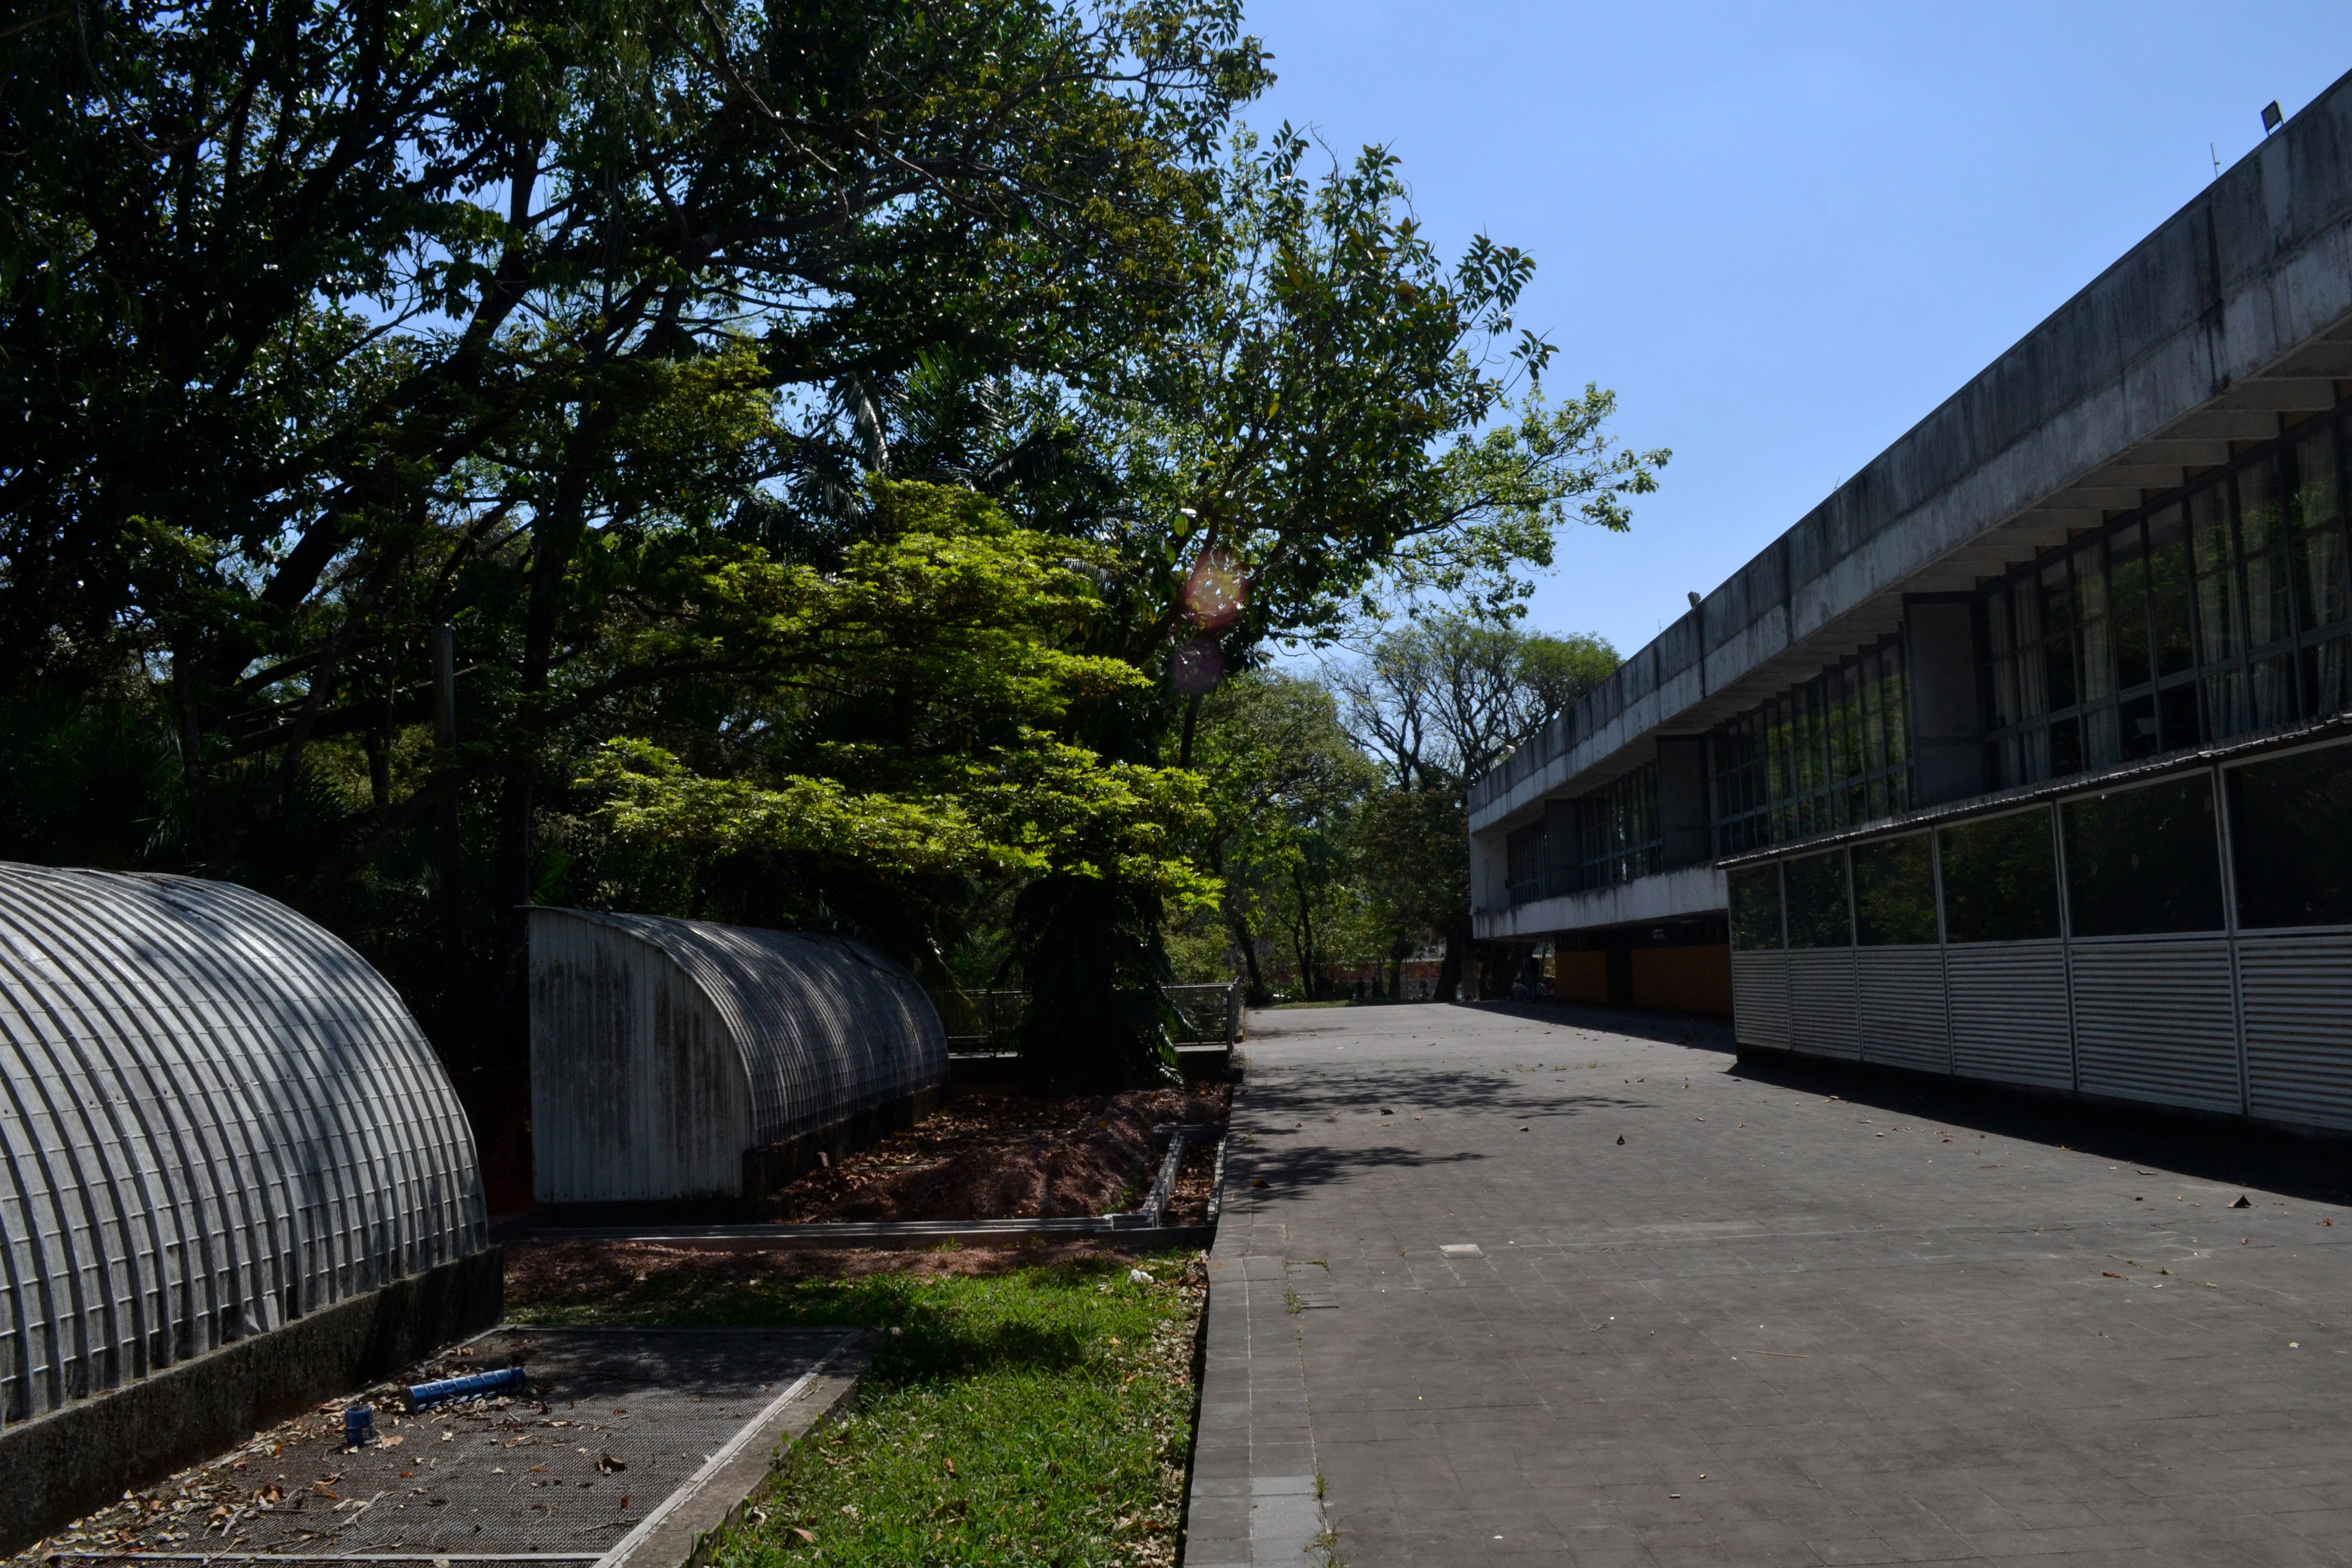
[[510, 1250, 1204, 1565]]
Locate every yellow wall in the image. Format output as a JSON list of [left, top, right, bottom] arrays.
[[1631, 945, 1733, 1015], [1553, 950, 1609, 1003]]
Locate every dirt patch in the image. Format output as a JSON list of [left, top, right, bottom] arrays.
[[504, 1238, 1149, 1309], [767, 1084, 1228, 1223]]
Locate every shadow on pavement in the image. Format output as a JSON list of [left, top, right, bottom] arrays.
[[1237, 1142, 1493, 1197], [1242, 1060, 1662, 1122], [1732, 1050, 2352, 1206], [1451, 999, 1737, 1051]]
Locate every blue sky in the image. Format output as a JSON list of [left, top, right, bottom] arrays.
[[1238, 2, 2352, 657]]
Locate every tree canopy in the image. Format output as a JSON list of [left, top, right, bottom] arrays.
[[0, 0, 1664, 1087]]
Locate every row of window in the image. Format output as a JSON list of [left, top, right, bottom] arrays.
[[1727, 732, 2352, 950], [1981, 405, 2352, 787], [1709, 635, 1914, 857], [1503, 400, 2352, 900], [1504, 763, 1663, 906]]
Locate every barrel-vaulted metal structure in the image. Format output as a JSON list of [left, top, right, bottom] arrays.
[[528, 909, 949, 1203], [0, 865, 484, 1430]]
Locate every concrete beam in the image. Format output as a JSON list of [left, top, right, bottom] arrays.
[[1475, 864, 1729, 943]]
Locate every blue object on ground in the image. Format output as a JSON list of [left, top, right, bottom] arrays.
[[405, 1365, 529, 1408], [344, 1406, 375, 1447]]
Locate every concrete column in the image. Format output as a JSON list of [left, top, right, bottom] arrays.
[[1656, 737, 1711, 868], [1905, 595, 1984, 805], [1468, 828, 1509, 914]]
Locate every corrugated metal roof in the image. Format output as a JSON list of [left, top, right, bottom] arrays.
[[527, 910, 947, 1202], [0, 864, 485, 1429]]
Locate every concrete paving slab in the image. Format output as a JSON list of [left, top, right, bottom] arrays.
[[1184, 1000, 2352, 1566], [36, 1328, 868, 1568]]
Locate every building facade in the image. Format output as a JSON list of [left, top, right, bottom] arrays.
[[1467, 70, 2352, 1134]]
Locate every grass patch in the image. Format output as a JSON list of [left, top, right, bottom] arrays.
[[510, 1247, 1204, 1565]]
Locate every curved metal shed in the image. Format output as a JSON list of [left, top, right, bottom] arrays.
[[0, 864, 484, 1430], [527, 909, 948, 1203]]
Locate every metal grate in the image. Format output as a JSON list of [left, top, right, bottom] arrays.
[[1856, 947, 1949, 1073], [2071, 938, 2242, 1113], [1786, 949, 1859, 1059], [1946, 942, 2073, 1089], [1729, 951, 1788, 1049], [52, 1328, 856, 1565], [2240, 932, 2352, 1131]]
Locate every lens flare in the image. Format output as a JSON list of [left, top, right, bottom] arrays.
[[1181, 548, 1246, 631]]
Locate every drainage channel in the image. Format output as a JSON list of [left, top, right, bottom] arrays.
[[40, 1328, 866, 1568]]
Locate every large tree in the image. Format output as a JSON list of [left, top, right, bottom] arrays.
[[1332, 611, 1618, 996], [0, 0, 1264, 1069]]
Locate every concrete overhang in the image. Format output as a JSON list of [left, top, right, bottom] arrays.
[[1470, 68, 2352, 838], [1474, 864, 1729, 943]]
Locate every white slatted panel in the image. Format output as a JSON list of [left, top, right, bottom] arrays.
[[1730, 951, 1788, 1049], [1787, 948, 1859, 1059], [2237, 934, 2352, 1131], [1856, 947, 1949, 1073], [1947, 943, 2073, 1088], [2070, 939, 2241, 1113]]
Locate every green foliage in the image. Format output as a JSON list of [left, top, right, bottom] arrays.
[[510, 1254, 1204, 1566], [0, 0, 1663, 1086], [1189, 672, 1380, 1000]]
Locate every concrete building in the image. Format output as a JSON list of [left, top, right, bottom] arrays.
[[1468, 70, 2352, 1134]]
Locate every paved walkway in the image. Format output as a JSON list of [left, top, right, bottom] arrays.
[[1183, 1001, 2352, 1567]]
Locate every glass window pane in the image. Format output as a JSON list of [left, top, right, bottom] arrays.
[[1783, 850, 1851, 948], [2149, 506, 2195, 677], [2159, 680, 2201, 751], [2239, 455, 2287, 554], [2111, 525, 2152, 689], [1989, 655, 2020, 731], [2119, 692, 2158, 758], [2293, 422, 2348, 630], [2041, 559, 2074, 636], [2192, 487, 2241, 663], [2304, 635, 2352, 720], [2230, 740, 2352, 928], [2245, 546, 2293, 649], [1728, 866, 1783, 950], [2294, 421, 2342, 533], [1939, 809, 2060, 943], [1883, 644, 1910, 767], [1852, 834, 1937, 945], [2061, 773, 2225, 937], [2206, 667, 2249, 742], [2049, 714, 2081, 776], [2191, 486, 2235, 574], [2252, 653, 2296, 729], [2082, 704, 2120, 769]]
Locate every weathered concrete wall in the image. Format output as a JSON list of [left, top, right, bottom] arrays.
[[1472, 66, 2352, 839], [0, 1248, 503, 1558], [1477, 864, 1728, 942]]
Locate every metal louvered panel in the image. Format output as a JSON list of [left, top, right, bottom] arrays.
[[0, 864, 484, 1432], [1856, 947, 1949, 1073], [2070, 939, 2241, 1113], [1729, 951, 1788, 1049], [1787, 948, 1859, 1059], [2237, 934, 2352, 1131], [528, 910, 950, 1204], [1946, 942, 2073, 1089]]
